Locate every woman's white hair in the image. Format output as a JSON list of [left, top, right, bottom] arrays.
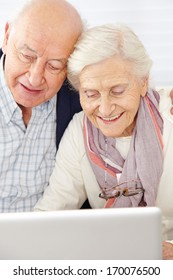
[[67, 24, 153, 90]]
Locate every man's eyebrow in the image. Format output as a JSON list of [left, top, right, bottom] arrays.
[[17, 44, 37, 53], [17, 45, 68, 64], [48, 58, 67, 64]]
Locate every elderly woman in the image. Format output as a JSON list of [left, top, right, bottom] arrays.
[[35, 24, 173, 259]]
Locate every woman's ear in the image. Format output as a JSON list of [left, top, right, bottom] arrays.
[[140, 77, 149, 97]]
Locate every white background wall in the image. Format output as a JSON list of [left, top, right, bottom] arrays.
[[0, 0, 173, 86]]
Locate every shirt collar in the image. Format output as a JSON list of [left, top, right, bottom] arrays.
[[0, 55, 20, 123]]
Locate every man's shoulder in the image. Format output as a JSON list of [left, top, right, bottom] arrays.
[[57, 81, 81, 112], [56, 81, 82, 148]]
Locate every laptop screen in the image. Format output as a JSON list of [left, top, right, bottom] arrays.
[[0, 207, 162, 260]]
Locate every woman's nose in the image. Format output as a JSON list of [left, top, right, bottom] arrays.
[[98, 97, 115, 116]]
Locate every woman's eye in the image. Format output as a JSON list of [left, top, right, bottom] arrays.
[[84, 90, 99, 98], [112, 86, 125, 95]]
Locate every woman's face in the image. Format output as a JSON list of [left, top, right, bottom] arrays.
[[79, 56, 148, 138]]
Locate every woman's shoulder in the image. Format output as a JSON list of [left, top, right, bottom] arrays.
[[72, 110, 84, 121], [58, 111, 85, 153], [69, 111, 84, 129], [156, 87, 173, 122], [63, 111, 84, 137]]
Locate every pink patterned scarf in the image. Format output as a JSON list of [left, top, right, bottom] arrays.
[[83, 90, 163, 208]]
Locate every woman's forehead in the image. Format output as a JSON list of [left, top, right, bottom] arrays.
[[79, 57, 134, 88]]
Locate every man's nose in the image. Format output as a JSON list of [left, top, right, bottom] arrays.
[[27, 61, 45, 87]]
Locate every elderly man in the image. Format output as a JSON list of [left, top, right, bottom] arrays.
[[0, 0, 82, 212]]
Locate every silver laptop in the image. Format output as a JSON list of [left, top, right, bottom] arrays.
[[0, 207, 162, 260]]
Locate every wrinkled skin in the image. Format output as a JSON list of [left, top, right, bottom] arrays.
[[162, 241, 173, 260]]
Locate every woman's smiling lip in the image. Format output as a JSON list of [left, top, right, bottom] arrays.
[[98, 112, 124, 122]]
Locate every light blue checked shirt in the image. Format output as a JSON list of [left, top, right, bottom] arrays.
[[0, 56, 57, 212]]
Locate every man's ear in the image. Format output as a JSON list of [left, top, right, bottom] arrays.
[[2, 22, 11, 54], [140, 77, 149, 97]]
